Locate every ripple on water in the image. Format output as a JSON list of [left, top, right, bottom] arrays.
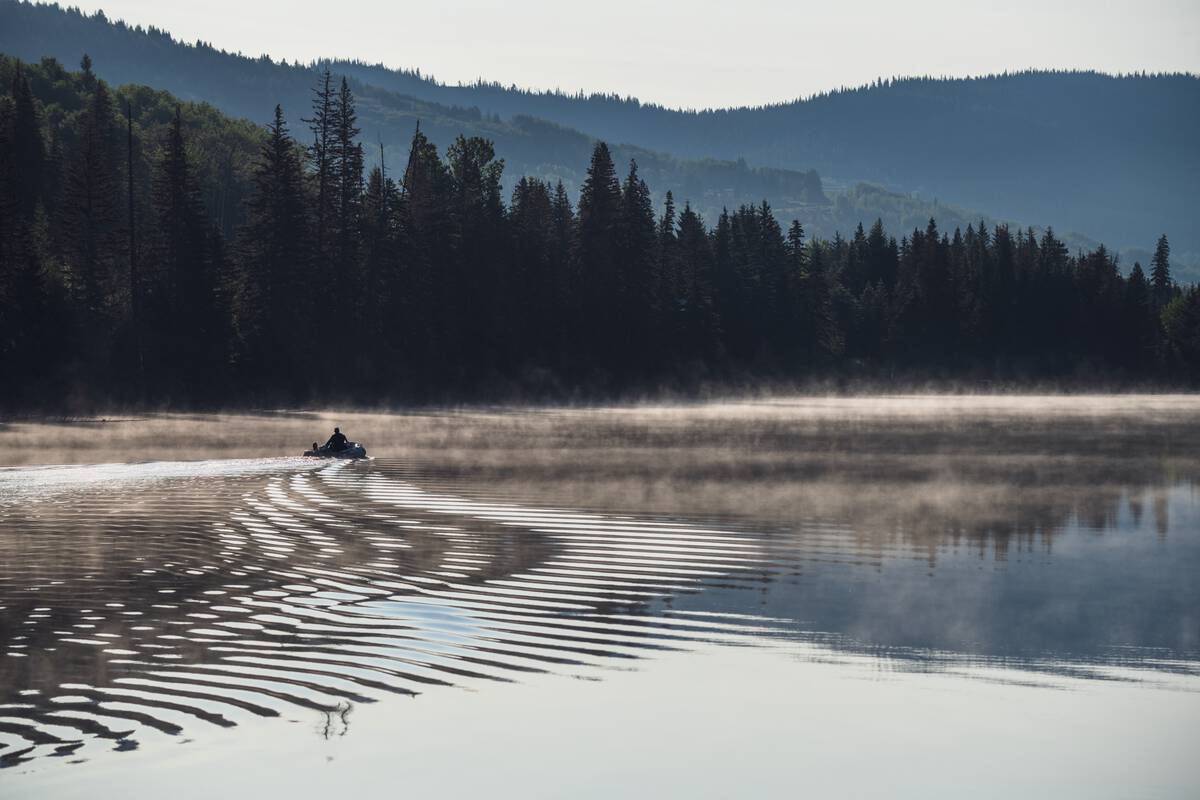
[[0, 455, 1197, 770], [0, 458, 800, 766]]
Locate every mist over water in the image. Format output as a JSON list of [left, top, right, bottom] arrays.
[[1, 396, 1198, 797]]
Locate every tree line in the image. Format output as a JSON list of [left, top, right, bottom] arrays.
[[0, 4, 832, 237], [1, 56, 1198, 408]]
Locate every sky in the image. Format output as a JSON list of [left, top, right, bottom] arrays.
[[65, 0, 1200, 109]]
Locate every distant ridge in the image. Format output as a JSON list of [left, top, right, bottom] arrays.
[[0, 1, 830, 226], [1, 0, 1196, 264], [334, 61, 1199, 253], [332, 62, 1195, 115]]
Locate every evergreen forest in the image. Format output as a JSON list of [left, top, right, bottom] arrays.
[[4, 1, 1197, 266], [2, 55, 1198, 409]]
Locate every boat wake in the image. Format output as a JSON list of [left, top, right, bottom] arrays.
[[2, 455, 1196, 769], [0, 458, 785, 768]]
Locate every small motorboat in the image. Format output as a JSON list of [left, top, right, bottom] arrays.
[[303, 442, 368, 459]]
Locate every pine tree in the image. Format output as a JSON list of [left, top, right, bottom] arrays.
[[657, 190, 677, 281], [845, 221, 869, 296], [0, 81, 50, 397], [865, 218, 894, 289], [806, 240, 842, 358], [510, 176, 554, 361], [756, 200, 787, 350], [1123, 262, 1156, 371], [785, 221, 807, 267], [398, 126, 451, 370], [618, 159, 658, 370], [79, 53, 95, 90], [304, 67, 336, 271], [577, 142, 622, 270], [656, 191, 680, 349], [306, 76, 365, 374], [988, 223, 1015, 356], [8, 63, 44, 221], [576, 142, 622, 365], [780, 219, 809, 360], [149, 106, 223, 395], [446, 135, 506, 365], [1150, 234, 1172, 309], [711, 207, 735, 350], [1161, 288, 1200, 378], [550, 179, 576, 283], [360, 163, 403, 368], [60, 78, 122, 330], [1039, 227, 1070, 283], [675, 202, 717, 358], [548, 180, 577, 365], [910, 218, 954, 358], [719, 202, 786, 359], [235, 105, 311, 391], [331, 77, 363, 295], [717, 206, 752, 358]]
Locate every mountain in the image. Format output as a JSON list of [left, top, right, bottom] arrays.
[[1, 0, 1194, 273], [332, 63, 1200, 256], [5, 52, 1194, 410], [0, 1, 826, 227]]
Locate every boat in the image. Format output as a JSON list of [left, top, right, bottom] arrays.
[[303, 442, 368, 459]]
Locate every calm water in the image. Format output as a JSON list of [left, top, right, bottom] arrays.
[[1, 398, 1198, 798]]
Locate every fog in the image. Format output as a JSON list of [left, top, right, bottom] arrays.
[[1, 395, 1197, 778], [5, 395, 1195, 539]]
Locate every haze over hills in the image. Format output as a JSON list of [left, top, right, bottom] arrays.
[[2, 6, 1198, 407], [0, 0, 1196, 274], [0, 1, 827, 227], [335, 61, 1199, 250]]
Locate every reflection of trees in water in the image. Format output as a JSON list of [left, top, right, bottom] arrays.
[[850, 481, 1182, 567], [2, 409, 1198, 766], [411, 411, 1200, 568], [318, 703, 352, 740], [1154, 491, 1170, 541]]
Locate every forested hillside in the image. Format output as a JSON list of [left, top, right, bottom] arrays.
[[0, 1, 828, 228], [55, 2, 1182, 258], [333, 62, 1200, 253], [2, 56, 1197, 410], [0, 0, 1155, 264]]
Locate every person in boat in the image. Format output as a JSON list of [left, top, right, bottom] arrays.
[[324, 427, 349, 452]]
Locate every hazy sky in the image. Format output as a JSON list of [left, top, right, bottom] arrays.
[[68, 0, 1200, 109]]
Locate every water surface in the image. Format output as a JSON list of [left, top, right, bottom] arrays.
[[1, 397, 1198, 797]]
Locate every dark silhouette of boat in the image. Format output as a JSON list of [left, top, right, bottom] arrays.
[[303, 442, 367, 458]]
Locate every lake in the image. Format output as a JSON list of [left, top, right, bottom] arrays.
[[1, 396, 1198, 798]]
